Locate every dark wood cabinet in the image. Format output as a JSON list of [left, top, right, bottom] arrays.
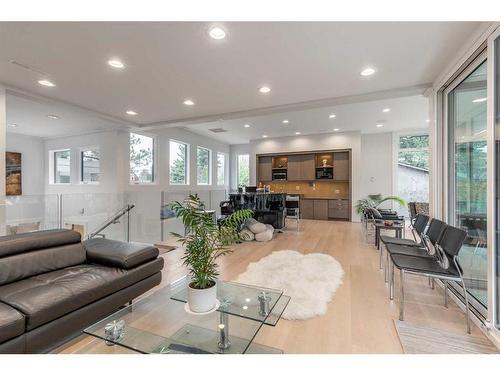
[[328, 199, 350, 219], [313, 200, 329, 220], [300, 199, 314, 219], [333, 152, 349, 181], [258, 156, 273, 182], [287, 154, 301, 181], [288, 154, 316, 181]]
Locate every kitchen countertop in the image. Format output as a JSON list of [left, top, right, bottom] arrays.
[[300, 196, 349, 200]]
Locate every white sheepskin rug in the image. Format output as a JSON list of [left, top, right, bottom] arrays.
[[235, 250, 344, 320]]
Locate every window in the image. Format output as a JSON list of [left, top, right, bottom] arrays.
[[237, 154, 250, 187], [53, 150, 71, 184], [81, 148, 100, 183], [169, 140, 188, 185], [447, 58, 487, 311], [397, 134, 429, 216], [217, 152, 226, 186], [129, 132, 154, 184], [197, 147, 211, 185]]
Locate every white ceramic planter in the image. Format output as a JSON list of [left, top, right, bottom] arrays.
[[187, 282, 217, 313]]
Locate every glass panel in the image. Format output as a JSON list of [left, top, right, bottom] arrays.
[[217, 152, 226, 186], [237, 154, 250, 187], [129, 133, 154, 183], [54, 150, 70, 183], [169, 140, 188, 185], [448, 59, 488, 308], [495, 36, 500, 327], [197, 147, 211, 185], [81, 149, 100, 183], [397, 134, 429, 217]]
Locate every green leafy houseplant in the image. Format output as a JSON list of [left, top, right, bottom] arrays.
[[170, 194, 253, 290], [355, 194, 406, 215]]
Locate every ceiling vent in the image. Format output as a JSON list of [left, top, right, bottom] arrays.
[[209, 128, 227, 133]]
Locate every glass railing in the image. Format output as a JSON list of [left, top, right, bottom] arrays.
[[0, 189, 229, 246], [0, 194, 60, 236]]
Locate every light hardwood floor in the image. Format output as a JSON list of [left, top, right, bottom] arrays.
[[56, 219, 488, 354]]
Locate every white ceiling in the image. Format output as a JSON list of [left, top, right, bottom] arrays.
[[0, 22, 484, 127], [6, 93, 127, 138], [184, 94, 429, 144]]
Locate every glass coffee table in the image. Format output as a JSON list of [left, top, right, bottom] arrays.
[[84, 276, 290, 354]]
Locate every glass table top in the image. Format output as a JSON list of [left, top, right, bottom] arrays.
[[84, 277, 290, 354]]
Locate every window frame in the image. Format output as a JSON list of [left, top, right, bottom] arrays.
[[169, 139, 189, 186], [51, 149, 71, 185], [196, 146, 212, 186], [79, 146, 100, 185], [129, 131, 157, 185], [216, 152, 227, 186]]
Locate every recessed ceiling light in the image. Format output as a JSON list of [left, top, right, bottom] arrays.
[[38, 79, 55, 87], [329, 114, 336, 119], [126, 110, 138, 116], [108, 59, 125, 69], [333, 128, 339, 132], [262, 135, 268, 138], [259, 86, 271, 94], [382, 108, 391, 113], [209, 26, 226, 40], [8, 123, 18, 128], [47, 115, 60, 120], [376, 123, 384, 128], [244, 124, 250, 128], [472, 97, 487, 103], [282, 119, 289, 124], [295, 132, 301, 135], [360, 67, 376, 77], [183, 99, 195, 106], [426, 119, 431, 123]]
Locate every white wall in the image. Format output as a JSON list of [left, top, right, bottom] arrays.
[[359, 132, 395, 208], [6, 133, 45, 195]]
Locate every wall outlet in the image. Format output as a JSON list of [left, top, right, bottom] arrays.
[[335, 189, 340, 194], [295, 185, 300, 190]]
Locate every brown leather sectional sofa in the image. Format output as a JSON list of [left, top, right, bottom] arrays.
[[0, 229, 164, 353]]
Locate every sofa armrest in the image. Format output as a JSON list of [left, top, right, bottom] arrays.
[[83, 238, 159, 270]]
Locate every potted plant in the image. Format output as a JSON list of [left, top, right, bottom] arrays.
[[171, 194, 253, 313], [355, 194, 406, 216]]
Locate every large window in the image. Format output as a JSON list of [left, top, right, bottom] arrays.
[[447, 58, 487, 310], [197, 146, 211, 185], [217, 152, 226, 186], [397, 134, 429, 216], [237, 154, 250, 187], [53, 150, 71, 184], [130, 133, 154, 184], [169, 140, 188, 185], [81, 148, 100, 183]]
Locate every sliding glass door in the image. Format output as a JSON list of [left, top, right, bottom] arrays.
[[447, 57, 488, 313]]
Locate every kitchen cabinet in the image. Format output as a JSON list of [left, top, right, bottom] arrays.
[[313, 200, 329, 220], [258, 156, 273, 182], [328, 199, 350, 219], [333, 152, 349, 181], [300, 199, 314, 219], [287, 155, 301, 181], [288, 154, 315, 181]]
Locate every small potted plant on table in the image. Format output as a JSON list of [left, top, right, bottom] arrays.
[[171, 194, 253, 313]]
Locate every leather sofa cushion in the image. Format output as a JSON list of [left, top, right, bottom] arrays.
[[0, 258, 164, 331], [84, 238, 159, 270], [0, 243, 86, 286], [0, 302, 25, 344], [0, 229, 81, 258]]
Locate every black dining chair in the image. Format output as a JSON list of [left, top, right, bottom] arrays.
[[389, 225, 470, 333]]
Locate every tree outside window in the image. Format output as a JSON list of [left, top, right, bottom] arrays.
[[170, 140, 188, 184], [130, 133, 154, 183], [197, 147, 211, 185], [81, 149, 100, 183], [238, 154, 250, 187]]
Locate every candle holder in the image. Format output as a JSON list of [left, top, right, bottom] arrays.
[[104, 319, 125, 346], [258, 292, 272, 317], [218, 312, 231, 350]]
